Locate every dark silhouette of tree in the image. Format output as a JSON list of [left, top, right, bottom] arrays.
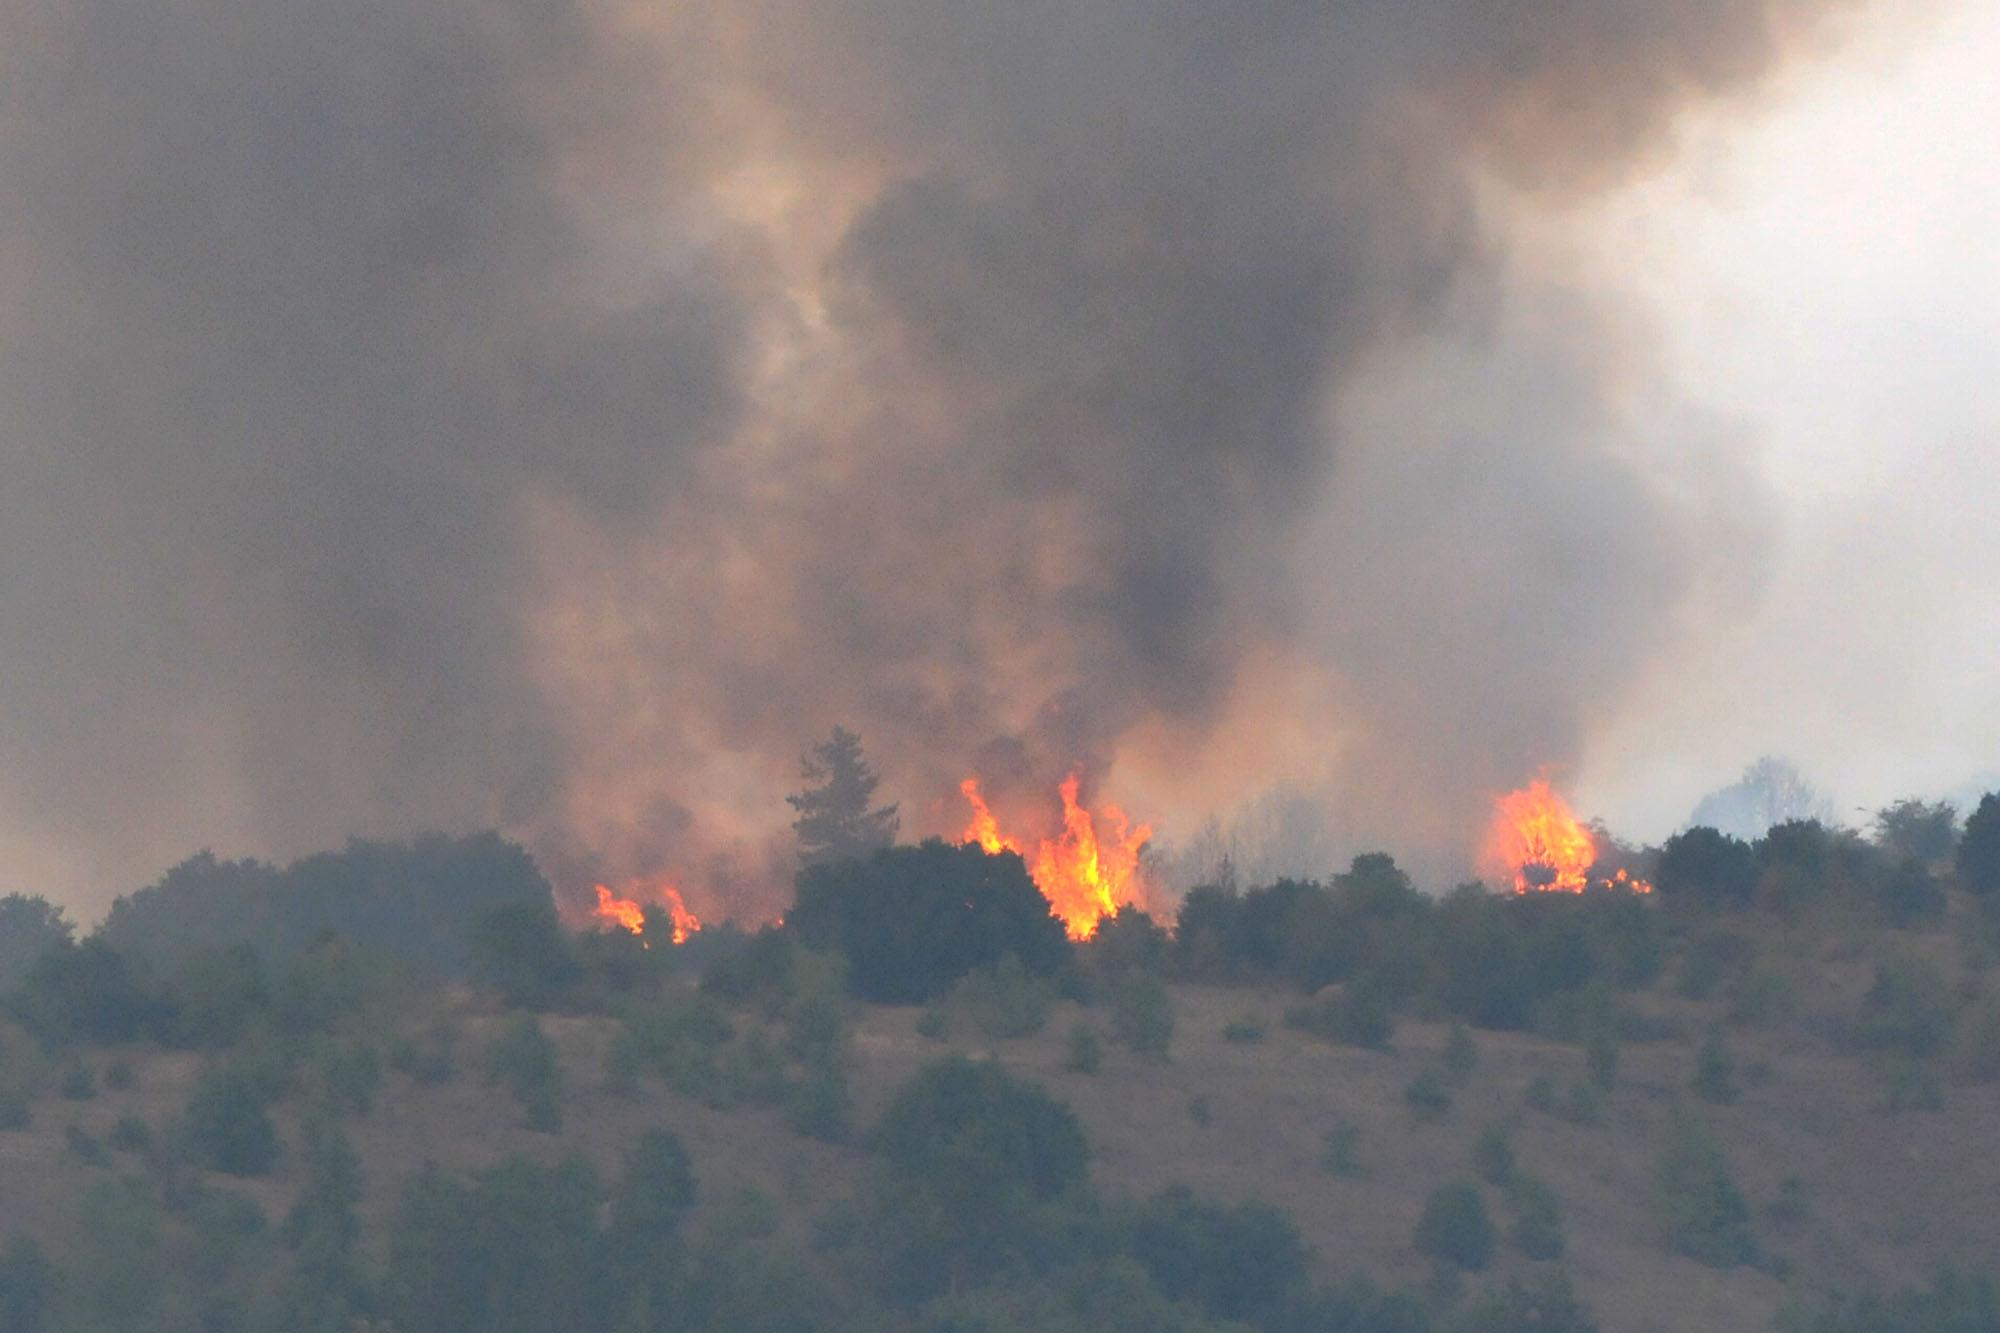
[[1959, 793, 2000, 897], [469, 902, 580, 1010], [184, 1065, 281, 1175], [1872, 798, 1960, 866], [789, 840, 1068, 1003], [0, 894, 73, 993], [1656, 826, 1757, 907], [786, 726, 899, 867]]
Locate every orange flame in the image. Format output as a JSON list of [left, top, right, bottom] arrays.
[[1483, 779, 1651, 895], [591, 882, 703, 945], [960, 774, 1151, 939]]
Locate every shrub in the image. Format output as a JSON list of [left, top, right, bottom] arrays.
[[1505, 1174, 1566, 1260], [1453, 1273, 1598, 1333], [1878, 859, 1947, 928], [1287, 978, 1393, 1051], [1404, 1067, 1452, 1123], [786, 1054, 851, 1143], [871, 1057, 1088, 1215], [1110, 973, 1174, 1062], [1322, 1120, 1365, 1178], [789, 840, 1070, 1004], [1124, 1186, 1310, 1323], [1223, 1015, 1267, 1044], [946, 954, 1052, 1040], [103, 1059, 135, 1090], [1766, 1176, 1810, 1231], [64, 1123, 109, 1166], [1951, 995, 2000, 1082], [11, 939, 173, 1047], [110, 1115, 153, 1152], [483, 1015, 563, 1132], [1442, 1023, 1479, 1085], [1853, 954, 1954, 1058], [59, 1064, 97, 1100], [1656, 1116, 1756, 1267], [1692, 1028, 1740, 1105], [0, 1235, 54, 1333], [1472, 1123, 1515, 1186], [612, 1128, 696, 1243], [387, 1022, 458, 1086], [314, 1041, 383, 1118], [184, 1064, 281, 1175], [915, 1006, 949, 1040], [1414, 1182, 1494, 1271], [1559, 1081, 1603, 1126], [1524, 1074, 1557, 1114], [1187, 1095, 1213, 1127], [0, 1092, 27, 1130], [1586, 1025, 1619, 1090], [1064, 1022, 1103, 1074]]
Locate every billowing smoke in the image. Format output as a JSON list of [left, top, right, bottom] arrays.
[[0, 0, 1860, 914]]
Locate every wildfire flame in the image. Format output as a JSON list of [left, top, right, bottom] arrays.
[[1484, 779, 1651, 895], [960, 774, 1151, 939], [591, 882, 703, 945]]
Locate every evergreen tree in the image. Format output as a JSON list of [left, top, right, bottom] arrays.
[[787, 727, 899, 867]]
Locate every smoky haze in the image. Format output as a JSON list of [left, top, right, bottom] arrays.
[[0, 0, 1862, 915]]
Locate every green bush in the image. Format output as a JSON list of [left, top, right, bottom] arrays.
[[1656, 1116, 1757, 1267], [1505, 1174, 1565, 1260], [0, 1235, 54, 1333], [1452, 1273, 1598, 1333], [1472, 1123, 1515, 1186], [1958, 793, 2000, 896], [1124, 1185, 1309, 1323], [1692, 1028, 1740, 1105], [1110, 973, 1174, 1061], [1223, 1015, 1267, 1044], [1442, 1023, 1479, 1085], [789, 840, 1071, 1004], [58, 1064, 97, 1100], [469, 902, 581, 1010], [64, 1122, 109, 1165], [1853, 954, 1954, 1059], [110, 1114, 152, 1152], [103, 1059, 135, 1090], [947, 954, 1052, 1040], [1524, 1074, 1557, 1115], [1404, 1067, 1452, 1123], [915, 1005, 950, 1040], [483, 1015, 563, 1133], [1414, 1181, 1494, 1271], [387, 1021, 458, 1086], [1287, 978, 1393, 1051], [184, 1064, 281, 1175], [1322, 1120, 1365, 1178], [786, 1054, 852, 1143]]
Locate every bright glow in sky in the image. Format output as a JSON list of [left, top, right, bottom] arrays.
[[1574, 0, 2000, 834]]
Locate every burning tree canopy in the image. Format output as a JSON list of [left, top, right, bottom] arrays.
[[1483, 780, 1650, 896], [961, 775, 1152, 940]]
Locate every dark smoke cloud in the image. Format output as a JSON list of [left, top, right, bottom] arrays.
[[0, 0, 1855, 913]]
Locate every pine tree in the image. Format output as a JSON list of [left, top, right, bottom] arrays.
[[787, 727, 899, 867]]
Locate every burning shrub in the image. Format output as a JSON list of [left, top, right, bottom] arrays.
[[790, 839, 1069, 1004]]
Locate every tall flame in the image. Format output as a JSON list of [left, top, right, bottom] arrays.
[[591, 882, 703, 945], [960, 774, 1151, 939], [1484, 779, 1650, 895]]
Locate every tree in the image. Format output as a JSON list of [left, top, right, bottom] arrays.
[[1124, 1186, 1309, 1323], [484, 1015, 564, 1132], [184, 1064, 281, 1175], [787, 726, 899, 867], [0, 895, 72, 993], [1656, 826, 1758, 908], [1959, 793, 2000, 897], [469, 902, 579, 1010], [1872, 798, 1960, 866], [789, 840, 1069, 1003], [1655, 1116, 1756, 1267]]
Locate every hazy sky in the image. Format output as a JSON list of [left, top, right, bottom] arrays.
[[1570, 0, 2000, 836]]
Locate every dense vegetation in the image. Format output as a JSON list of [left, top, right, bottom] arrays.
[[2, 780, 1999, 1331]]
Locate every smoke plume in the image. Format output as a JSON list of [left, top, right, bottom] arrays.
[[0, 0, 1860, 913]]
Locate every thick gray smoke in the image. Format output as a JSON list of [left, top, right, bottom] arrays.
[[0, 0, 1855, 913]]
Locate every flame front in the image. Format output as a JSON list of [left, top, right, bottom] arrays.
[[960, 774, 1151, 939], [1484, 779, 1650, 895], [591, 882, 703, 945]]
